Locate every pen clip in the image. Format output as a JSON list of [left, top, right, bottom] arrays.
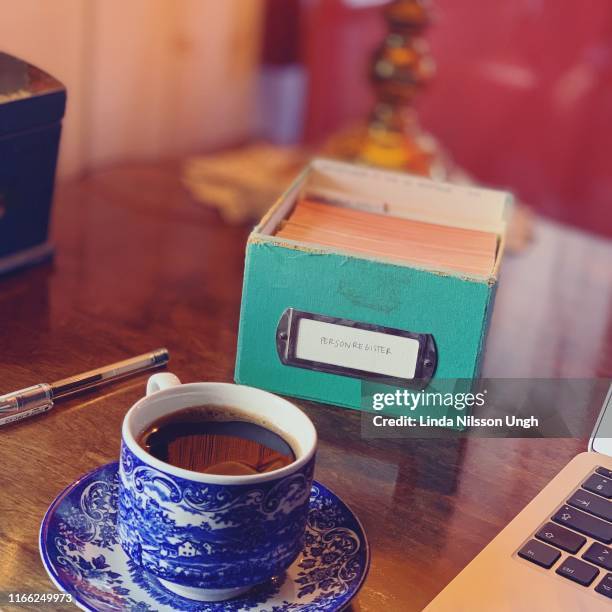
[[0, 383, 53, 427], [0, 402, 54, 427]]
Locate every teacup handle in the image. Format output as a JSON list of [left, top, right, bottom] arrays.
[[147, 372, 182, 395]]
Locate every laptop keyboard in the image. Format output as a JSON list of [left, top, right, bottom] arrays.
[[518, 467, 612, 599]]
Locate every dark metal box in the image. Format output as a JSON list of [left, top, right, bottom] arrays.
[[0, 52, 66, 272]]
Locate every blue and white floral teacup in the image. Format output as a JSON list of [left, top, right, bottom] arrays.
[[117, 373, 317, 602]]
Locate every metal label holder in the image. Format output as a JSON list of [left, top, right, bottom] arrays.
[[276, 308, 437, 389]]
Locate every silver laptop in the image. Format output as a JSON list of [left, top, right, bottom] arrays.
[[426, 385, 612, 611]]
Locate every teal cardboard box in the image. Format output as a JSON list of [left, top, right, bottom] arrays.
[[235, 159, 511, 411]]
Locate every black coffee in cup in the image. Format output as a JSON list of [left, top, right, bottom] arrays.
[[137, 405, 296, 475]]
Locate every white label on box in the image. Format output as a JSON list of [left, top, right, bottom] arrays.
[[295, 318, 419, 379]]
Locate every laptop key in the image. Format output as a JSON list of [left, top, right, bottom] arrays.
[[583, 474, 612, 498], [596, 467, 612, 479], [553, 505, 612, 543], [555, 557, 599, 586], [568, 489, 612, 523], [518, 539, 560, 569], [535, 522, 586, 553], [583, 542, 612, 571], [596, 573, 612, 598]]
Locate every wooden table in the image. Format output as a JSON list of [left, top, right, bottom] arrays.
[[1, 162, 611, 611]]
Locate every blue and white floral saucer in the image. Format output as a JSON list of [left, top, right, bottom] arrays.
[[39, 463, 369, 611]]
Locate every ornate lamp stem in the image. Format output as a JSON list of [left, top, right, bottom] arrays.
[[358, 0, 438, 174]]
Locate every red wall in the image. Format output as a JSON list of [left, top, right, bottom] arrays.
[[301, 0, 612, 237]]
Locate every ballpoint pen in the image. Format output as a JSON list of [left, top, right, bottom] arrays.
[[0, 348, 169, 427]]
